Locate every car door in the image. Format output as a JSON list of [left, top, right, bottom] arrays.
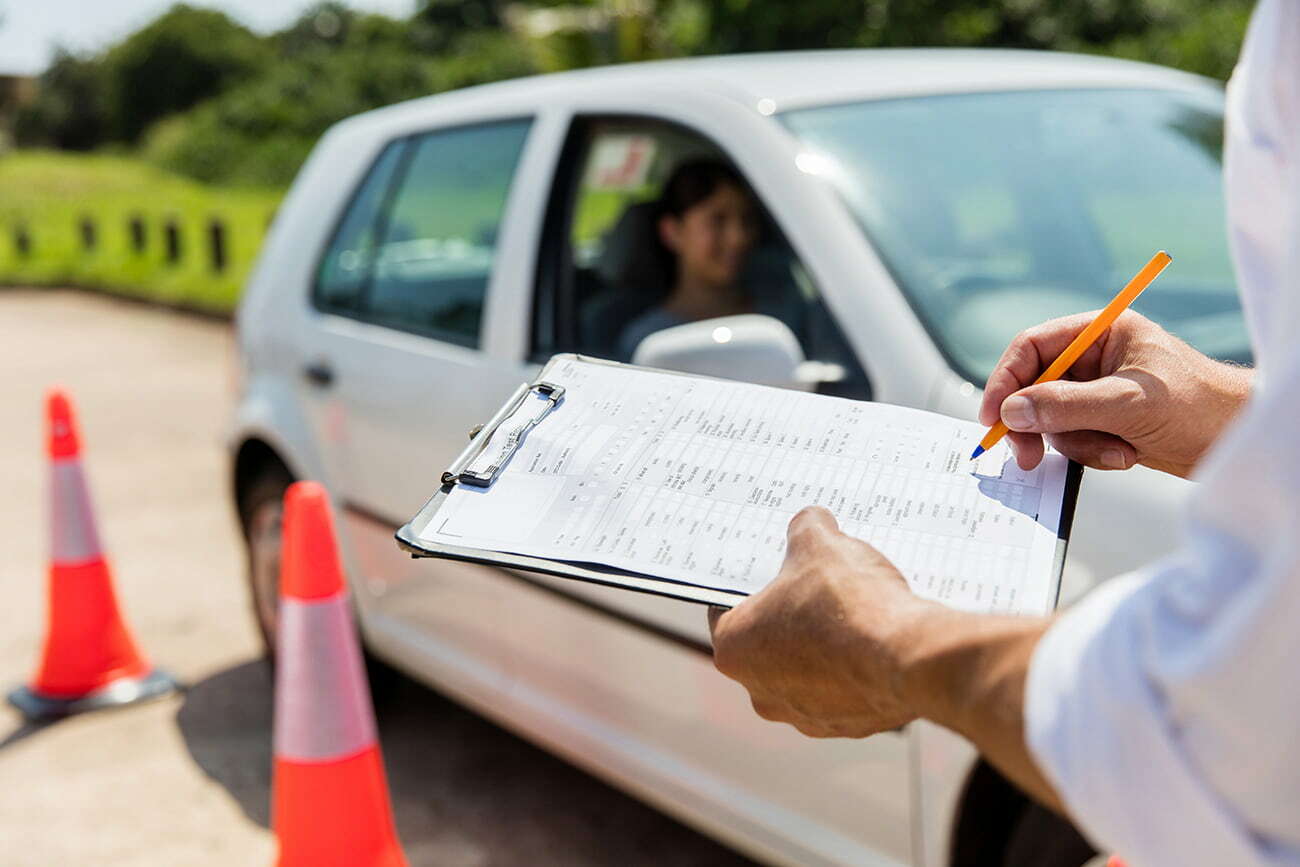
[[531, 114, 875, 638], [505, 112, 914, 865], [297, 116, 541, 676]]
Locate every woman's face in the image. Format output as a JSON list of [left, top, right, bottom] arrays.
[[660, 183, 758, 290]]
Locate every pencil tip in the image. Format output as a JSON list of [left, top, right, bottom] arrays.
[[970, 445, 985, 460]]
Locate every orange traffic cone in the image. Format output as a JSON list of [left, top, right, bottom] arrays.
[[8, 390, 178, 720], [272, 481, 406, 867]]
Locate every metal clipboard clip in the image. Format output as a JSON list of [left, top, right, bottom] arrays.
[[440, 381, 566, 488]]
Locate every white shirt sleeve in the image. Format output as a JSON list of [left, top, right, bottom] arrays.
[[1024, 1, 1300, 863]]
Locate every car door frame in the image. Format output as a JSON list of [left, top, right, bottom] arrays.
[[528, 111, 872, 383], [505, 91, 957, 646]]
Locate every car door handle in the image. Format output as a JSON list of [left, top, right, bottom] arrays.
[[303, 360, 335, 388]]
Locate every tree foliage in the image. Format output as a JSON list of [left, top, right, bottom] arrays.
[[145, 5, 533, 185], [14, 5, 268, 148], [13, 50, 113, 150], [14, 0, 1254, 185], [103, 5, 271, 142], [415, 0, 505, 50], [527, 0, 1252, 81]]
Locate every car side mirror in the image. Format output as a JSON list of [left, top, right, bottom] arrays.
[[630, 314, 844, 391]]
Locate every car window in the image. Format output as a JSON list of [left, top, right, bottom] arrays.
[[366, 119, 533, 346], [783, 89, 1246, 381], [316, 119, 533, 346], [315, 140, 408, 314], [569, 129, 702, 270], [539, 118, 871, 400]]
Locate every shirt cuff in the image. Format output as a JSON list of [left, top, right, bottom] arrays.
[[1024, 570, 1266, 866]]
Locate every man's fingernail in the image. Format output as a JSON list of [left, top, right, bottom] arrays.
[[1102, 449, 1127, 469], [1001, 395, 1036, 430]]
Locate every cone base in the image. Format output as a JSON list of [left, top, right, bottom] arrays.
[[274, 748, 407, 867], [7, 668, 181, 721]]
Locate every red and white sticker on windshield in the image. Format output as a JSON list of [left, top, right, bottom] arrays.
[[585, 135, 657, 190]]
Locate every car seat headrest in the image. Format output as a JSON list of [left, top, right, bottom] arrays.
[[593, 201, 672, 291]]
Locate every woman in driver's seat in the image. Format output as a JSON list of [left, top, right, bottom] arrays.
[[617, 159, 760, 361]]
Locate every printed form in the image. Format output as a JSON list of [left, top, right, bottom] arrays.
[[419, 358, 1074, 615]]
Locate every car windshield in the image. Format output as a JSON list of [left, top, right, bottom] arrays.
[[782, 88, 1248, 383]]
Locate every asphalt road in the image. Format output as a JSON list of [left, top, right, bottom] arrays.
[[0, 289, 754, 866]]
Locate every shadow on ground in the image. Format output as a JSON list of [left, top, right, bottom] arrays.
[[0, 717, 57, 752], [175, 659, 755, 867]]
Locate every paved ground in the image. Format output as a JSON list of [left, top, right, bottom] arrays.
[[0, 289, 753, 866]]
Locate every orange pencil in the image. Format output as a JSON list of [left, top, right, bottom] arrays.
[[971, 250, 1173, 459]]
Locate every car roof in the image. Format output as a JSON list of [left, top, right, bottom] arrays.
[[347, 48, 1220, 133]]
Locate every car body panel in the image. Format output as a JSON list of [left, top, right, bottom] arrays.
[[334, 49, 1214, 123]]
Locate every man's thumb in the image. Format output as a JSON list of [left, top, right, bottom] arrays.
[[1000, 377, 1135, 435]]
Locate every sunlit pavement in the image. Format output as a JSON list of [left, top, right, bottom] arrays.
[[0, 289, 752, 867]]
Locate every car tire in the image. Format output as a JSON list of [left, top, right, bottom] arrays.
[[1002, 801, 1097, 867], [235, 461, 401, 701], [952, 760, 1096, 867], [237, 462, 294, 660]]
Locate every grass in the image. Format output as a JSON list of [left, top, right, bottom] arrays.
[[0, 149, 633, 314], [0, 150, 284, 315]]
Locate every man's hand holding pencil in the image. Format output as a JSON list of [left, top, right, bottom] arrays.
[[980, 309, 1253, 478]]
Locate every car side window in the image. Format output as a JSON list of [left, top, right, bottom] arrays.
[[316, 118, 532, 347], [366, 120, 531, 346], [316, 140, 407, 314], [537, 118, 871, 400]]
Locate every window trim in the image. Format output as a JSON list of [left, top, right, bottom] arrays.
[[529, 115, 590, 362], [310, 137, 410, 318], [311, 115, 537, 351]]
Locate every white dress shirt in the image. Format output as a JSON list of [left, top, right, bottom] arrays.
[[1025, 1, 1300, 864]]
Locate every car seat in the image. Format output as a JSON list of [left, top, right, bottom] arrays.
[[578, 201, 672, 360], [577, 193, 838, 363]]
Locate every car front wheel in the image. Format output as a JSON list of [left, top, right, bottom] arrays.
[[237, 463, 293, 658]]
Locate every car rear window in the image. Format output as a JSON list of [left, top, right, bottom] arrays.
[[315, 118, 533, 347]]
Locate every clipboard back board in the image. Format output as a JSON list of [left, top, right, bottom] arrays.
[[396, 354, 751, 607], [396, 481, 750, 607], [395, 354, 1083, 610]]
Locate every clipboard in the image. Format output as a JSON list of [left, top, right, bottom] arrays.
[[395, 354, 1083, 610], [396, 355, 753, 607]]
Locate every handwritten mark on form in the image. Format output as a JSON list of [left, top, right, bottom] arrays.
[[422, 359, 1073, 615]]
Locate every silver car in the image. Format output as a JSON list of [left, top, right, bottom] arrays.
[[230, 49, 1243, 866]]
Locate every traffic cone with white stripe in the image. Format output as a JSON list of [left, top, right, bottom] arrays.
[[272, 481, 406, 867], [7, 390, 178, 720]]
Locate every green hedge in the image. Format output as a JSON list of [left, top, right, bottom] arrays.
[[0, 150, 282, 314]]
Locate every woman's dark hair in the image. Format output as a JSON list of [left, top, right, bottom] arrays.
[[644, 158, 755, 289], [658, 158, 751, 219]]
